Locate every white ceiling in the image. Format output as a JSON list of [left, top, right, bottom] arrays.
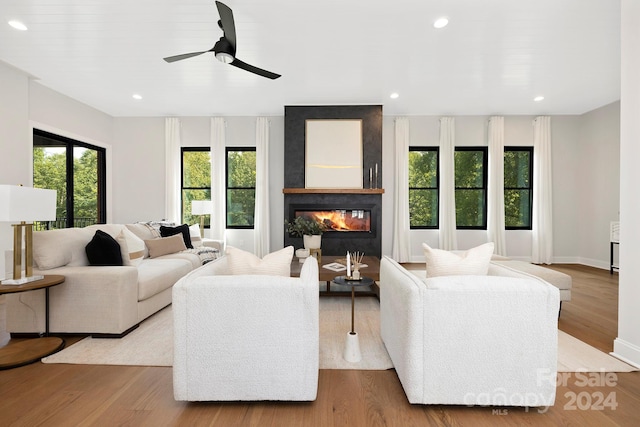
[[0, 0, 621, 117]]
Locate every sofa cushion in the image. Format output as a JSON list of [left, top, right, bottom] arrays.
[[160, 224, 193, 249], [225, 246, 294, 276], [422, 242, 494, 278], [145, 234, 187, 258], [86, 230, 124, 266], [33, 227, 97, 269], [137, 258, 193, 301], [116, 228, 145, 267]]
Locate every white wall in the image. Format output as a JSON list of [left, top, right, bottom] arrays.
[[112, 117, 166, 223], [613, 0, 640, 367], [29, 83, 114, 146], [577, 102, 621, 268], [0, 61, 31, 278]]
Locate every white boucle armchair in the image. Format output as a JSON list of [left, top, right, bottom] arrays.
[[379, 256, 559, 407], [172, 256, 319, 401]]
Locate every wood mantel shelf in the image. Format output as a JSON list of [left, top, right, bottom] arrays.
[[283, 188, 384, 194]]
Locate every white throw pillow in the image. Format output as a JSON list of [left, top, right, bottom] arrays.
[[225, 246, 294, 276], [116, 228, 145, 266], [189, 224, 203, 248], [423, 242, 494, 278]]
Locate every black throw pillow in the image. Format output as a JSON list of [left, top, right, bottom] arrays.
[[159, 224, 193, 249], [85, 230, 123, 266]]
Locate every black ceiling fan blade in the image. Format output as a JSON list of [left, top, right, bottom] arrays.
[[163, 51, 209, 63], [230, 58, 281, 79], [215, 1, 237, 51]]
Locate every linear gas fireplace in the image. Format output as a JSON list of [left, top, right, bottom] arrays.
[[283, 105, 384, 256], [293, 208, 372, 233], [284, 197, 382, 256]]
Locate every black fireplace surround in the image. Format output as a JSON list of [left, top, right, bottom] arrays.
[[283, 105, 383, 256]]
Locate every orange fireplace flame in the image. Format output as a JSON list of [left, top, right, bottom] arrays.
[[299, 210, 370, 232]]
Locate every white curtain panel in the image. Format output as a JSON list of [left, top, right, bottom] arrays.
[[253, 117, 270, 257], [532, 116, 554, 264], [392, 117, 411, 262], [487, 116, 507, 256], [210, 117, 227, 242], [439, 117, 457, 250], [165, 118, 181, 223]]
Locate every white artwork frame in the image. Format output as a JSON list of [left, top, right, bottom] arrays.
[[305, 119, 363, 189]]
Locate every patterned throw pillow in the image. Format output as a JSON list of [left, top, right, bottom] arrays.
[[225, 246, 294, 276], [423, 242, 494, 278]]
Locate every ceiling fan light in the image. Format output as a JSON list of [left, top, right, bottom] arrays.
[[8, 20, 28, 31], [215, 52, 234, 64], [433, 17, 449, 29]]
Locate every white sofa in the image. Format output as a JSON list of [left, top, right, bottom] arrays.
[[6, 223, 212, 337], [173, 256, 319, 401], [379, 256, 559, 407]]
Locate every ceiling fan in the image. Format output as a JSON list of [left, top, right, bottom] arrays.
[[163, 1, 281, 80]]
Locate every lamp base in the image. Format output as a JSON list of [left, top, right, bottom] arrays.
[[343, 331, 362, 363], [1, 275, 44, 286]]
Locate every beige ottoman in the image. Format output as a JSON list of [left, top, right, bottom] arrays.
[[491, 260, 572, 303]]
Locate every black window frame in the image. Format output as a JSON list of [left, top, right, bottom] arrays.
[[408, 146, 440, 229], [181, 147, 211, 226], [504, 146, 534, 230], [454, 146, 488, 230], [225, 147, 257, 229], [33, 128, 106, 229]]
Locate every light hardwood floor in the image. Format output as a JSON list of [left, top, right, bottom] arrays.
[[1, 265, 639, 426]]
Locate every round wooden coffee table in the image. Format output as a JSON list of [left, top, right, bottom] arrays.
[[0, 275, 66, 369]]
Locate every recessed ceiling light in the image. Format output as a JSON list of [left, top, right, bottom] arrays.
[[8, 20, 28, 31], [534, 95, 545, 102], [390, 93, 399, 99], [132, 94, 143, 100], [433, 17, 449, 29]]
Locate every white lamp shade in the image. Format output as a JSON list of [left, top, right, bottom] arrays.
[[191, 200, 213, 215], [0, 185, 57, 222]]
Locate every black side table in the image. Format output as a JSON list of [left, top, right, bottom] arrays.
[[333, 275, 374, 362]]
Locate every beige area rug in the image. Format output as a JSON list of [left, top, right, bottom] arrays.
[[42, 298, 637, 373]]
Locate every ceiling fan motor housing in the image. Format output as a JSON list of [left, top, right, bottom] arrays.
[[214, 37, 235, 63]]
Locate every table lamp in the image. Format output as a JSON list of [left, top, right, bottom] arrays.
[[0, 185, 57, 285], [191, 200, 213, 238]]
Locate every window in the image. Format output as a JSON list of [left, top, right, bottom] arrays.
[[33, 129, 106, 229], [504, 147, 533, 229], [454, 147, 487, 229], [181, 148, 211, 226], [408, 147, 439, 228], [226, 148, 256, 228]]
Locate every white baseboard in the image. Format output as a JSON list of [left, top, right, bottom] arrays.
[[612, 338, 640, 368]]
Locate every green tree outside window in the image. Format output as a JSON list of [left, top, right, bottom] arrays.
[[454, 148, 487, 229], [226, 148, 256, 228], [504, 147, 533, 229], [408, 148, 439, 228], [181, 148, 211, 226]]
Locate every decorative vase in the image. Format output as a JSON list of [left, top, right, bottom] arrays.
[[303, 234, 322, 250]]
